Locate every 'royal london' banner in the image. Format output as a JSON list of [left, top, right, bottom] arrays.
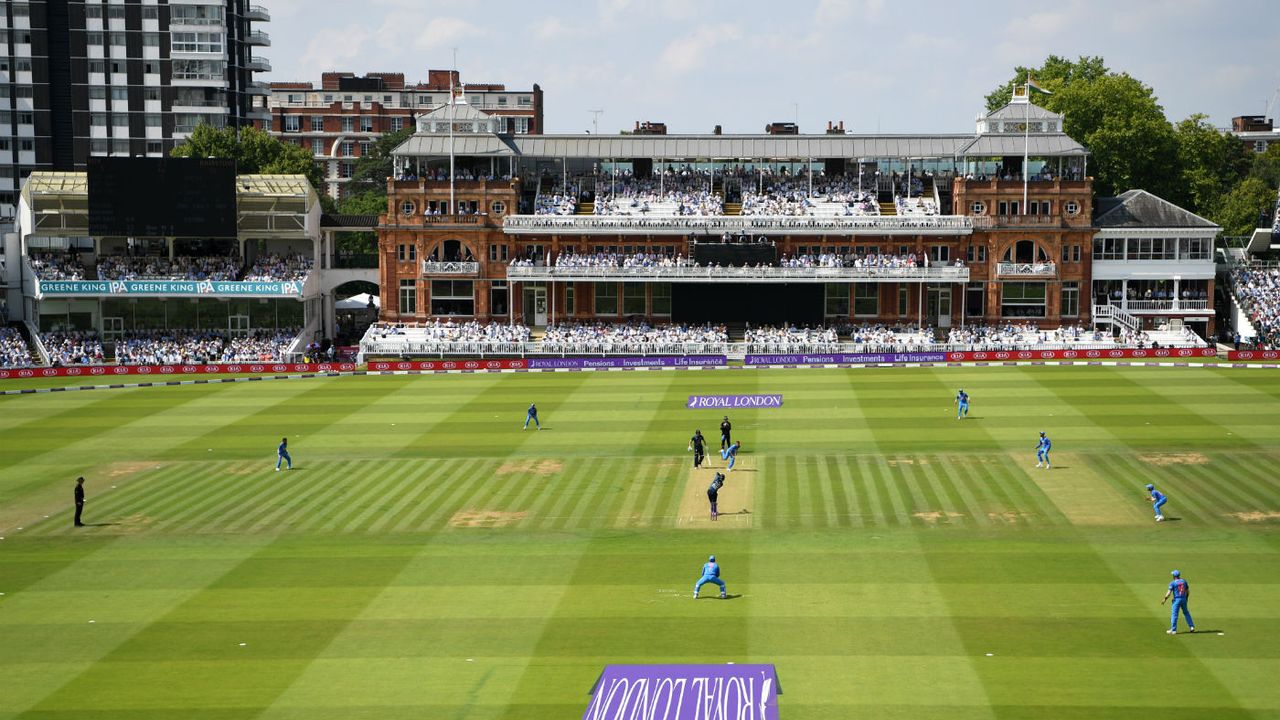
[[37, 279, 304, 297], [584, 664, 780, 720], [528, 355, 727, 369], [687, 394, 783, 409], [746, 352, 946, 365], [0, 362, 357, 380]]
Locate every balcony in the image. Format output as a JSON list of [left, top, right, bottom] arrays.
[[972, 215, 1068, 229], [422, 261, 480, 275], [246, 30, 270, 46], [996, 262, 1056, 277], [244, 81, 270, 96], [245, 4, 271, 21], [1109, 299, 1212, 314], [246, 56, 271, 72], [506, 264, 970, 284], [502, 214, 974, 237]]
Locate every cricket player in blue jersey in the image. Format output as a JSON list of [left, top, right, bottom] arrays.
[[955, 389, 969, 419], [1035, 431, 1052, 469], [523, 402, 540, 430], [1161, 570, 1195, 634], [275, 437, 292, 471], [721, 440, 741, 471], [693, 554, 727, 599], [1146, 483, 1168, 521]]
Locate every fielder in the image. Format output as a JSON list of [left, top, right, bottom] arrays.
[[693, 554, 727, 599], [1146, 483, 1168, 522], [955, 389, 969, 419], [721, 440, 741, 471], [1035, 431, 1051, 469], [275, 437, 292, 471], [523, 402, 540, 430], [1161, 570, 1195, 634]]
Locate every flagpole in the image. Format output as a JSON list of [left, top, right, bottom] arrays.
[[1022, 73, 1030, 215]]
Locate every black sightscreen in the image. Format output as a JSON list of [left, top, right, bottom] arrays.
[[88, 157, 238, 237], [671, 283, 824, 325]]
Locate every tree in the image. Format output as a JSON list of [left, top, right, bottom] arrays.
[[1250, 142, 1280, 189], [332, 190, 388, 254], [1174, 114, 1252, 216], [1213, 176, 1276, 237], [984, 55, 1110, 113], [171, 124, 326, 195], [348, 127, 414, 197]]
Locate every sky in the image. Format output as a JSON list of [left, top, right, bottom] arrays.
[[261, 0, 1280, 136]]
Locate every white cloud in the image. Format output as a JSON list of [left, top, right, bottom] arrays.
[[413, 17, 483, 51], [659, 25, 742, 73]]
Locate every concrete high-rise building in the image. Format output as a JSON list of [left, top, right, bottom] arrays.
[[0, 0, 271, 222]]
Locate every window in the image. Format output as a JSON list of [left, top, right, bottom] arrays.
[[398, 279, 417, 315], [112, 114, 129, 127], [144, 113, 162, 127], [1179, 237, 1211, 260], [825, 283, 850, 317], [418, 95, 433, 106], [930, 246, 949, 263], [359, 142, 372, 156], [91, 113, 108, 126], [652, 283, 672, 316], [146, 141, 163, 155], [311, 139, 323, 155], [854, 284, 878, 316], [965, 282, 985, 317], [107, 6, 126, 19], [620, 283, 646, 316], [594, 282, 618, 315], [360, 117, 374, 132], [171, 32, 224, 53], [1000, 282, 1046, 318], [18, 112, 33, 125], [15, 86, 33, 98], [108, 32, 127, 46], [397, 243, 416, 261], [490, 201, 506, 216], [1064, 200, 1080, 215], [898, 285, 910, 317], [1060, 244, 1081, 263], [86, 5, 103, 18], [87, 32, 104, 46], [284, 115, 301, 132], [340, 162, 354, 178], [19, 139, 33, 152], [341, 142, 353, 157], [310, 115, 324, 132], [491, 281, 509, 316], [390, 117, 404, 132], [518, 96, 532, 106], [430, 280, 473, 315], [1061, 282, 1079, 317], [399, 201, 416, 217], [142, 6, 158, 20], [142, 33, 160, 47], [488, 244, 508, 262], [965, 245, 987, 263], [341, 117, 354, 132], [89, 60, 106, 73], [970, 201, 986, 215], [564, 285, 575, 315]]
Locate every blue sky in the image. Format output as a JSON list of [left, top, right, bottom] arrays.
[[262, 0, 1280, 135]]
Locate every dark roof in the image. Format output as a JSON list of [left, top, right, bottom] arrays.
[[321, 213, 380, 229], [1093, 190, 1218, 229]]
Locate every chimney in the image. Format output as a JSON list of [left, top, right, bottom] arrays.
[[714, 125, 722, 135]]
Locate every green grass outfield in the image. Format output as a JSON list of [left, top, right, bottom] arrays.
[[2, 366, 1279, 719]]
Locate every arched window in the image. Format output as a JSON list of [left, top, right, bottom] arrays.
[[1003, 240, 1048, 264]]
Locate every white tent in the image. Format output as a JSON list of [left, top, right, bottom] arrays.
[[336, 293, 380, 310]]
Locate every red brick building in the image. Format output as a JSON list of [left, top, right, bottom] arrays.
[[261, 70, 543, 199]]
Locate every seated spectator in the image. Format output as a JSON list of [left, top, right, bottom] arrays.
[[0, 327, 35, 368], [29, 252, 86, 281], [41, 330, 106, 366]]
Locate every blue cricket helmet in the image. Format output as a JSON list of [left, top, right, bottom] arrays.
[[709, 555, 715, 562], [1146, 484, 1154, 490], [1171, 570, 1180, 577]]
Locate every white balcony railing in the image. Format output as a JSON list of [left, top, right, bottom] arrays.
[[997, 262, 1056, 277], [505, 264, 970, 283], [422, 261, 480, 275], [503, 214, 974, 236], [1113, 299, 1211, 313]]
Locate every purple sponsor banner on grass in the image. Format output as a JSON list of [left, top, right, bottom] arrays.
[[528, 355, 726, 369], [744, 352, 947, 365], [688, 394, 783, 409], [584, 664, 780, 720]]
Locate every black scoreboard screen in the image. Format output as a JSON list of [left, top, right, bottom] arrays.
[[88, 157, 238, 237]]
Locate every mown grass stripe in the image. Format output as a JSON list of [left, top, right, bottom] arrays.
[[1206, 456, 1280, 512], [868, 456, 904, 527], [389, 459, 477, 532], [824, 456, 850, 528], [366, 460, 457, 533], [331, 460, 425, 533], [932, 454, 988, 526], [162, 460, 313, 533], [235, 459, 366, 533], [851, 455, 880, 525], [410, 458, 496, 531], [537, 457, 602, 530], [392, 458, 481, 531], [1104, 453, 1222, 525]]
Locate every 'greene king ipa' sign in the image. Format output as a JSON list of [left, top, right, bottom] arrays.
[[687, 394, 783, 409], [583, 664, 780, 720]]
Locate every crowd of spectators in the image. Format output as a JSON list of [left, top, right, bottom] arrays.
[[541, 321, 728, 354], [0, 327, 34, 368], [535, 186, 580, 215], [367, 320, 532, 347], [96, 255, 241, 281], [114, 329, 297, 365], [1231, 266, 1280, 348], [895, 195, 939, 216], [244, 254, 314, 282], [948, 323, 1101, 350], [744, 325, 841, 351], [29, 252, 85, 281], [593, 172, 723, 216], [41, 331, 106, 366], [552, 251, 688, 269], [742, 175, 879, 217], [845, 323, 937, 349]]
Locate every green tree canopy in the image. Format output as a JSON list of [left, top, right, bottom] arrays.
[[1174, 114, 1253, 217], [984, 55, 1110, 113], [347, 127, 414, 197], [170, 124, 327, 196], [1214, 176, 1276, 236]]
